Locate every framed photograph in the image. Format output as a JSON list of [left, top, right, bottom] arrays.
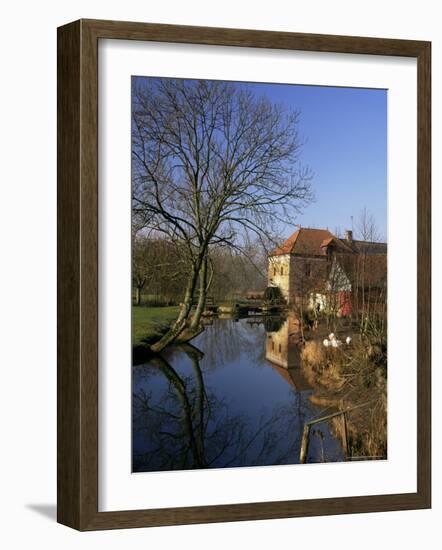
[[57, 19, 431, 530]]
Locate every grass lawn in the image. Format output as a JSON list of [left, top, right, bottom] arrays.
[[132, 305, 180, 346]]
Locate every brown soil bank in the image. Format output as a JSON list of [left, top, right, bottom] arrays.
[[301, 335, 387, 460]]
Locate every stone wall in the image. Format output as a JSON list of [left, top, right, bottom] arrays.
[[268, 254, 329, 305], [288, 255, 328, 304]]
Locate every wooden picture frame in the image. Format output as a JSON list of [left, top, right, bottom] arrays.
[[57, 19, 431, 531]]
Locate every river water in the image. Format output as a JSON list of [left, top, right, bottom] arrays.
[[133, 315, 343, 472]]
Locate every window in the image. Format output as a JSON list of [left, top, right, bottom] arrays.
[[280, 266, 284, 276], [278, 344, 282, 353], [271, 340, 274, 351], [273, 267, 277, 276], [304, 262, 311, 278]]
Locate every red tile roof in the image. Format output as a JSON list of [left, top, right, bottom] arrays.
[[320, 237, 334, 247], [270, 227, 386, 257], [270, 228, 337, 256]]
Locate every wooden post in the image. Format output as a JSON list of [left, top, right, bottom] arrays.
[[340, 412, 349, 459], [299, 401, 378, 464], [300, 424, 311, 464]]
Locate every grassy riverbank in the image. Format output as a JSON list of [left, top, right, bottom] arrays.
[[132, 305, 180, 346]]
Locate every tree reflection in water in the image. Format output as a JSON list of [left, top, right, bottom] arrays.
[[133, 317, 342, 472]]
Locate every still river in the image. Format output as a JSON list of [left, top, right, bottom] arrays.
[[132, 315, 343, 472]]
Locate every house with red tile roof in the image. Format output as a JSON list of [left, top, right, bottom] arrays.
[[268, 227, 387, 315]]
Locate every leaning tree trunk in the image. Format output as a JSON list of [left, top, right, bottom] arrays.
[[151, 257, 202, 353], [190, 256, 209, 332]]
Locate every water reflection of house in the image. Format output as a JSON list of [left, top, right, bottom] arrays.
[[265, 315, 311, 391], [265, 315, 301, 368], [268, 227, 387, 315]]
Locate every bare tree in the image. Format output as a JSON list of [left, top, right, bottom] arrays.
[[132, 77, 313, 351], [132, 235, 152, 306], [208, 242, 267, 302], [353, 208, 386, 334], [356, 207, 382, 243], [132, 232, 188, 306]]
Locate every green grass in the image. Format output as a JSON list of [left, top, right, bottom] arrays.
[[132, 305, 180, 346]]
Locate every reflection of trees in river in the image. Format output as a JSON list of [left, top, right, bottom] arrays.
[[263, 315, 286, 333], [194, 318, 267, 370], [133, 342, 307, 472], [193, 315, 288, 371]]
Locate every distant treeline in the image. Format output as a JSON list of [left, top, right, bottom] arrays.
[[133, 234, 267, 306]]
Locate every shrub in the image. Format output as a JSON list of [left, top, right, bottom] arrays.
[[301, 340, 326, 367], [264, 286, 283, 304]]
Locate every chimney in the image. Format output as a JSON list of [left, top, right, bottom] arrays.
[[345, 229, 353, 243]]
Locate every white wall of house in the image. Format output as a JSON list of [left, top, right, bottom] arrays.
[[267, 254, 290, 300]]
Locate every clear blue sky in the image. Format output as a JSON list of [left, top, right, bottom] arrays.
[[245, 82, 387, 240]]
